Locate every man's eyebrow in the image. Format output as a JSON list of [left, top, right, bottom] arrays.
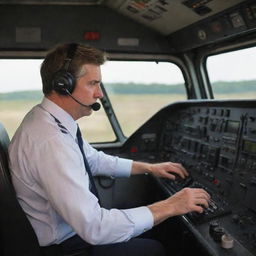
[[90, 80, 101, 83]]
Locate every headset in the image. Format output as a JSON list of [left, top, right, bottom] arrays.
[[51, 43, 101, 111], [52, 43, 78, 95]]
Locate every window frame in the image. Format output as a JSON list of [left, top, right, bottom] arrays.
[[196, 40, 256, 100]]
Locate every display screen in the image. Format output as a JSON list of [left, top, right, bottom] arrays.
[[243, 140, 256, 154], [225, 120, 240, 134]]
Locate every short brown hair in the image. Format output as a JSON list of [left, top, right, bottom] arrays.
[[41, 43, 106, 95]]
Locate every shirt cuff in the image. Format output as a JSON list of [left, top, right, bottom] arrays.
[[115, 158, 133, 177], [122, 206, 154, 238]]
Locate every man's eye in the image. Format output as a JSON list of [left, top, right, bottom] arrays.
[[90, 81, 99, 86]]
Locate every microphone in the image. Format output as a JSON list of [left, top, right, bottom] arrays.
[[64, 89, 101, 111]]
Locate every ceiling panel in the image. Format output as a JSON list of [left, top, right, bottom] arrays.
[[105, 0, 246, 35]]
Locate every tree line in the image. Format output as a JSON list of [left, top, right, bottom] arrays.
[[0, 80, 256, 100]]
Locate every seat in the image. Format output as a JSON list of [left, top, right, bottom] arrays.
[[0, 122, 41, 256], [0, 122, 86, 256]]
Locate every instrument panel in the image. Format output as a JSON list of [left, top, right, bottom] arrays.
[[122, 100, 256, 256]]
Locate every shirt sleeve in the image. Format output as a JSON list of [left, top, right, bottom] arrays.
[[83, 139, 133, 178], [32, 136, 153, 245], [122, 206, 154, 237]]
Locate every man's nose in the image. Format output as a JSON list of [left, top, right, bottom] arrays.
[[95, 84, 104, 99]]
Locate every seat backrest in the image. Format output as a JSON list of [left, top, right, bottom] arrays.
[[0, 122, 41, 256]]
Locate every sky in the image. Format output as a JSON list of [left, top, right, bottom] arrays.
[[0, 46, 255, 93]]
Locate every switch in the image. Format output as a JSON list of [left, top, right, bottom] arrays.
[[209, 221, 219, 236]]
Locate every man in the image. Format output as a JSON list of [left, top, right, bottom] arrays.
[[9, 43, 210, 256]]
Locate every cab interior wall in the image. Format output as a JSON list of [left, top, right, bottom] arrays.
[[0, 4, 170, 54]]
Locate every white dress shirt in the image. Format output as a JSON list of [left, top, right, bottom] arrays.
[[8, 97, 153, 246]]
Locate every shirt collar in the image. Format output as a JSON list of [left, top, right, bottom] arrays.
[[40, 97, 78, 140]]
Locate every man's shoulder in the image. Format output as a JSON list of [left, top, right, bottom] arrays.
[[11, 105, 61, 146]]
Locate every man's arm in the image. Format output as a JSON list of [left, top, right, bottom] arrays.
[[131, 161, 189, 179]]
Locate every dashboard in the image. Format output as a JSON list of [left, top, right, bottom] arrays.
[[121, 100, 256, 256]]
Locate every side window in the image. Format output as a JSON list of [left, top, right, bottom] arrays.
[[0, 59, 115, 143], [207, 46, 256, 99], [0, 60, 43, 138], [101, 61, 186, 137]]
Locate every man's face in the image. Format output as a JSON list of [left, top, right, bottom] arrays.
[[72, 64, 103, 118]]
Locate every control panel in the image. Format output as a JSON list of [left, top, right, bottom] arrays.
[[158, 104, 256, 254], [122, 100, 256, 256]]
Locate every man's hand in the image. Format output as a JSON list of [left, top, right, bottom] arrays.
[[131, 161, 189, 180], [148, 187, 210, 225], [147, 162, 189, 180]]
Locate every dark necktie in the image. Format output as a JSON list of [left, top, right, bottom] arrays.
[[76, 126, 100, 203]]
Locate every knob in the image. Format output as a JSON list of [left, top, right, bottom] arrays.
[[209, 222, 219, 236], [221, 234, 234, 249], [212, 226, 226, 242]]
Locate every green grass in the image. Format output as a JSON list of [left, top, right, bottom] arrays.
[[1, 93, 255, 142], [108, 94, 186, 137]]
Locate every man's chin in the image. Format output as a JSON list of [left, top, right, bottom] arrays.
[[84, 108, 93, 116]]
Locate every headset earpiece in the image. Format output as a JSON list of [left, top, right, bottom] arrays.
[[52, 43, 78, 95], [52, 70, 76, 95]]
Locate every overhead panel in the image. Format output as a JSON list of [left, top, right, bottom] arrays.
[[182, 0, 213, 16], [168, 0, 256, 52], [105, 0, 246, 35]]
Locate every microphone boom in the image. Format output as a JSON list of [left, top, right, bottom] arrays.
[[65, 89, 101, 111]]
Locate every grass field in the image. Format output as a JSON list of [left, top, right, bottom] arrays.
[[0, 94, 185, 142], [0, 93, 255, 142]]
